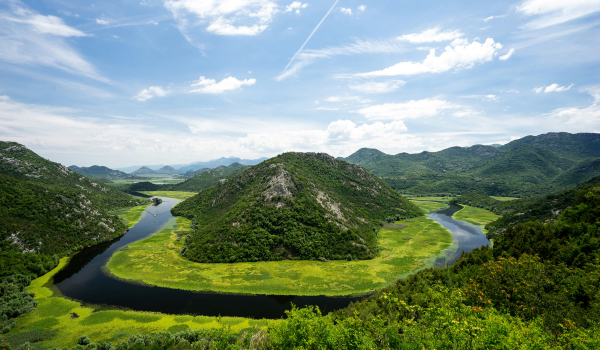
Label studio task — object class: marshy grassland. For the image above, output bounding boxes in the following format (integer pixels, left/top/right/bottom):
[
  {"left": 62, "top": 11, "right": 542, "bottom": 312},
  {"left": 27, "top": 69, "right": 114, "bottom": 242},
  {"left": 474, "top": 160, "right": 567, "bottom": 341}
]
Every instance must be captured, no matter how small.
[
  {"left": 409, "top": 199, "right": 448, "bottom": 213},
  {"left": 140, "top": 191, "right": 198, "bottom": 200},
  {"left": 109, "top": 205, "right": 148, "bottom": 228},
  {"left": 106, "top": 216, "right": 453, "bottom": 296},
  {"left": 452, "top": 205, "right": 500, "bottom": 230},
  {"left": 6, "top": 258, "right": 266, "bottom": 348}
]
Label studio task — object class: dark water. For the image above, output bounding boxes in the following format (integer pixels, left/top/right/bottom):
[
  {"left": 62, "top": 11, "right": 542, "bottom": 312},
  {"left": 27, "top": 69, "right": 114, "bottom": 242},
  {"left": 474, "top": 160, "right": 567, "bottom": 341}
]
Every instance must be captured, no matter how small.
[
  {"left": 428, "top": 204, "right": 491, "bottom": 266},
  {"left": 52, "top": 198, "right": 487, "bottom": 319},
  {"left": 53, "top": 197, "right": 363, "bottom": 319}
]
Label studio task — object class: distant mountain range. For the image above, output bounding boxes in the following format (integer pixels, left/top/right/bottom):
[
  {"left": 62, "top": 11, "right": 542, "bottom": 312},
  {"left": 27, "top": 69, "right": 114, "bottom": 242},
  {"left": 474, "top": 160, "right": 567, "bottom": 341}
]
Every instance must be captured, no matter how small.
[
  {"left": 339, "top": 132, "right": 600, "bottom": 197},
  {"left": 115, "top": 156, "right": 269, "bottom": 174}
]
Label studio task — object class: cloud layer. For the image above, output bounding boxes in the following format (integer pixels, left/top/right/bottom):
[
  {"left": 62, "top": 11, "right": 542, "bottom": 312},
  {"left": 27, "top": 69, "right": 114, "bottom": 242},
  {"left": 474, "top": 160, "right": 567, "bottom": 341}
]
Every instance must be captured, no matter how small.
[
  {"left": 517, "top": 0, "right": 600, "bottom": 29},
  {"left": 190, "top": 76, "right": 256, "bottom": 93},
  {"left": 357, "top": 38, "right": 502, "bottom": 77}
]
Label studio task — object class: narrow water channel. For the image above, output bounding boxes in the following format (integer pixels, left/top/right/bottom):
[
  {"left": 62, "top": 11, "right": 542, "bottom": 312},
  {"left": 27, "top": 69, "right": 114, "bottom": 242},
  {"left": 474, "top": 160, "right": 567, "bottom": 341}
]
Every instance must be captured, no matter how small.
[{"left": 52, "top": 198, "right": 489, "bottom": 319}]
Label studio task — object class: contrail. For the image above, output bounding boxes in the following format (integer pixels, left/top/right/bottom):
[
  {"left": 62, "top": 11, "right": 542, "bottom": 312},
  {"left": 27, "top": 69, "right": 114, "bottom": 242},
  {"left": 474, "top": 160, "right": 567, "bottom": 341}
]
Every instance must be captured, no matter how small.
[{"left": 283, "top": 0, "right": 340, "bottom": 72}]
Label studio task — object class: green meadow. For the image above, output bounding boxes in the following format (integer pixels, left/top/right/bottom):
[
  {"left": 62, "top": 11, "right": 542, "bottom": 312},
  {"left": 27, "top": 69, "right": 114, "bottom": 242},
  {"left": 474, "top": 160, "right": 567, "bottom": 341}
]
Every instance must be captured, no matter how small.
[
  {"left": 106, "top": 216, "right": 453, "bottom": 296},
  {"left": 409, "top": 199, "right": 448, "bottom": 213},
  {"left": 452, "top": 205, "right": 500, "bottom": 230},
  {"left": 109, "top": 204, "right": 149, "bottom": 228},
  {"left": 140, "top": 191, "right": 198, "bottom": 200},
  {"left": 490, "top": 196, "right": 520, "bottom": 201},
  {"left": 406, "top": 196, "right": 453, "bottom": 201},
  {"left": 6, "top": 258, "right": 268, "bottom": 349}
]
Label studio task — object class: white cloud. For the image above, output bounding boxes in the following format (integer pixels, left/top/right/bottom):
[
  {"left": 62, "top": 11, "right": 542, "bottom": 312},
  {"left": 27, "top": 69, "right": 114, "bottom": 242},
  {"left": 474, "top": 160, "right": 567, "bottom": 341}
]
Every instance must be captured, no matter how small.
[
  {"left": 357, "top": 38, "right": 502, "bottom": 77},
  {"left": 164, "top": 0, "right": 278, "bottom": 38},
  {"left": 534, "top": 83, "right": 574, "bottom": 93},
  {"left": 398, "top": 27, "right": 463, "bottom": 43},
  {"left": 547, "top": 92, "right": 600, "bottom": 125},
  {"left": 517, "top": 0, "right": 600, "bottom": 29},
  {"left": 285, "top": 2, "right": 308, "bottom": 14},
  {"left": 484, "top": 15, "right": 506, "bottom": 22},
  {"left": 0, "top": 1, "right": 106, "bottom": 82},
  {"left": 462, "top": 94, "right": 499, "bottom": 101},
  {"left": 358, "top": 5, "right": 366, "bottom": 12},
  {"left": 96, "top": 17, "right": 112, "bottom": 25},
  {"left": 357, "top": 99, "right": 459, "bottom": 120},
  {"left": 324, "top": 96, "right": 371, "bottom": 103},
  {"left": 499, "top": 48, "right": 515, "bottom": 60},
  {"left": 190, "top": 76, "right": 256, "bottom": 93},
  {"left": 545, "top": 83, "right": 574, "bottom": 92},
  {"left": 277, "top": 38, "right": 406, "bottom": 80},
  {"left": 134, "top": 86, "right": 170, "bottom": 101},
  {"left": 348, "top": 80, "right": 406, "bottom": 94},
  {"left": 340, "top": 8, "right": 352, "bottom": 15}
]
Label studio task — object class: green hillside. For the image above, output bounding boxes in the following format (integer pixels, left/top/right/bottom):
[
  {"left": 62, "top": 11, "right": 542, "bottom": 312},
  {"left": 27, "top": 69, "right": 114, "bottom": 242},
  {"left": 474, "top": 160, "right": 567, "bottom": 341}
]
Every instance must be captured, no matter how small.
[
  {"left": 68, "top": 165, "right": 130, "bottom": 179},
  {"left": 0, "top": 142, "right": 141, "bottom": 210},
  {"left": 500, "top": 132, "right": 600, "bottom": 159},
  {"left": 170, "top": 162, "right": 248, "bottom": 192},
  {"left": 341, "top": 132, "right": 600, "bottom": 197},
  {"left": 172, "top": 152, "right": 422, "bottom": 263},
  {"left": 0, "top": 174, "right": 129, "bottom": 278},
  {"left": 131, "top": 166, "right": 155, "bottom": 175},
  {"left": 154, "top": 166, "right": 180, "bottom": 175}
]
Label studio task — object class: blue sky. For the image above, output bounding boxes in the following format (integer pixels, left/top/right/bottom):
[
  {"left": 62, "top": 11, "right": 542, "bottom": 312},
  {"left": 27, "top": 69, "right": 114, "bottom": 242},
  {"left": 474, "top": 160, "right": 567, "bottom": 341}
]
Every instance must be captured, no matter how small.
[{"left": 0, "top": 0, "right": 599, "bottom": 167}]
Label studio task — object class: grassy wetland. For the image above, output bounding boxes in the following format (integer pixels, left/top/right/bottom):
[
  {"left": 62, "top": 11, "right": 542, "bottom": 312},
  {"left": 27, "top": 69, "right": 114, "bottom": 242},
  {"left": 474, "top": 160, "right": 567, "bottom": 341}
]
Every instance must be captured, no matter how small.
[
  {"left": 452, "top": 205, "right": 500, "bottom": 230},
  {"left": 139, "top": 191, "right": 198, "bottom": 200},
  {"left": 106, "top": 213, "right": 453, "bottom": 296},
  {"left": 5, "top": 257, "right": 267, "bottom": 348}
]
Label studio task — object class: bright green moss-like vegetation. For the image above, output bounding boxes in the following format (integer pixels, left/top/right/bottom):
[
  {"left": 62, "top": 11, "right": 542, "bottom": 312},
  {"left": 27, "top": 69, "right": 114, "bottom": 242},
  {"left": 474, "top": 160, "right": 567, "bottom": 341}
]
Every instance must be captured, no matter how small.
[
  {"left": 109, "top": 205, "right": 148, "bottom": 228},
  {"left": 5, "top": 257, "right": 269, "bottom": 349},
  {"left": 139, "top": 191, "right": 197, "bottom": 200},
  {"left": 106, "top": 216, "right": 453, "bottom": 296},
  {"left": 452, "top": 205, "right": 500, "bottom": 229},
  {"left": 409, "top": 200, "right": 448, "bottom": 213}
]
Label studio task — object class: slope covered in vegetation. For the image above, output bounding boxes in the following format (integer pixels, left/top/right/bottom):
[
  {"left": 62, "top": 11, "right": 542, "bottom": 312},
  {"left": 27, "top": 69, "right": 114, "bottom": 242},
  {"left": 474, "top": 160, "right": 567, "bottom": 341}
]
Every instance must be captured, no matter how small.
[
  {"left": 341, "top": 132, "right": 600, "bottom": 197},
  {"left": 172, "top": 152, "right": 422, "bottom": 263},
  {"left": 170, "top": 163, "right": 248, "bottom": 192}
]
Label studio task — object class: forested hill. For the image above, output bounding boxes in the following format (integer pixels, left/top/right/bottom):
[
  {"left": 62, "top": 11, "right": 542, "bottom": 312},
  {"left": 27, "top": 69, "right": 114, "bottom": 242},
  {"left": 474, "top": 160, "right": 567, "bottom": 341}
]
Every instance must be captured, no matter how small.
[
  {"left": 0, "top": 141, "right": 143, "bottom": 278},
  {"left": 68, "top": 165, "right": 129, "bottom": 179},
  {"left": 452, "top": 175, "right": 600, "bottom": 233},
  {"left": 0, "top": 142, "right": 140, "bottom": 210},
  {"left": 171, "top": 162, "right": 247, "bottom": 192},
  {"left": 340, "top": 132, "right": 600, "bottom": 197},
  {"left": 172, "top": 152, "right": 422, "bottom": 263}
]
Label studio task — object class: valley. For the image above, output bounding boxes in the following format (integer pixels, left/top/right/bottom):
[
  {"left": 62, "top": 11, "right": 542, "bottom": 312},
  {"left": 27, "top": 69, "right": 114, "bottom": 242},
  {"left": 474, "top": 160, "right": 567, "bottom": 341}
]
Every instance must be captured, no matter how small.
[{"left": 2, "top": 133, "right": 599, "bottom": 349}]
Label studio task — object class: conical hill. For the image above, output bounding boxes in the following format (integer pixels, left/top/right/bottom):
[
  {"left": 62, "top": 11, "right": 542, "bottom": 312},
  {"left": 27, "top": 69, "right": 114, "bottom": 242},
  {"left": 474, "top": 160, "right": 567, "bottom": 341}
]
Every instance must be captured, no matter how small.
[{"left": 171, "top": 152, "right": 423, "bottom": 263}]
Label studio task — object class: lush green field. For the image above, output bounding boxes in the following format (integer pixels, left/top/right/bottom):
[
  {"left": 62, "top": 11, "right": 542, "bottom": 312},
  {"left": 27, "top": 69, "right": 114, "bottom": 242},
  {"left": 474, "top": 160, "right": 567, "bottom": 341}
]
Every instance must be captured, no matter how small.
[
  {"left": 6, "top": 257, "right": 269, "bottom": 349},
  {"left": 409, "top": 200, "right": 448, "bottom": 213},
  {"left": 108, "top": 175, "right": 185, "bottom": 186},
  {"left": 110, "top": 204, "right": 149, "bottom": 228},
  {"left": 490, "top": 196, "right": 519, "bottom": 201},
  {"left": 140, "top": 191, "right": 198, "bottom": 200},
  {"left": 453, "top": 205, "right": 500, "bottom": 229},
  {"left": 106, "top": 216, "right": 453, "bottom": 296},
  {"left": 406, "top": 196, "right": 453, "bottom": 201}
]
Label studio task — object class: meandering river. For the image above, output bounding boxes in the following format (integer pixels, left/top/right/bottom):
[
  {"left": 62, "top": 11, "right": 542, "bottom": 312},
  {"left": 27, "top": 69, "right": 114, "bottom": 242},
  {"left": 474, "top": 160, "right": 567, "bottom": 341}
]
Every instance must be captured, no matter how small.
[{"left": 52, "top": 197, "right": 489, "bottom": 319}]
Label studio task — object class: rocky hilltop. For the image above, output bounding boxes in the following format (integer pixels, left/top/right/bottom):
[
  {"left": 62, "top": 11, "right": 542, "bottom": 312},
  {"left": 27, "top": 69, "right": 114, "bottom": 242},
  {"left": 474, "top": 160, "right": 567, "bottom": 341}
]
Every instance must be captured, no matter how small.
[{"left": 172, "top": 152, "right": 423, "bottom": 263}]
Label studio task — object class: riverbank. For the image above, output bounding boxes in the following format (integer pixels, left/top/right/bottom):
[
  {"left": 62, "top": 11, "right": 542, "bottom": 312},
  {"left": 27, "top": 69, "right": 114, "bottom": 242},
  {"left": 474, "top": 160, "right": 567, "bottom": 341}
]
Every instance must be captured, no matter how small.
[
  {"left": 452, "top": 205, "right": 500, "bottom": 231},
  {"left": 106, "top": 214, "right": 453, "bottom": 296},
  {"left": 6, "top": 250, "right": 269, "bottom": 349}
]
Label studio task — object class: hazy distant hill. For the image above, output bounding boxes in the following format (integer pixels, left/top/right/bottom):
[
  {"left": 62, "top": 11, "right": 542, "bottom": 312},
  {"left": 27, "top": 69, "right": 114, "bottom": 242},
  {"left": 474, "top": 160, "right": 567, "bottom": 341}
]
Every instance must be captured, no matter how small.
[
  {"left": 132, "top": 166, "right": 156, "bottom": 175},
  {"left": 172, "top": 152, "right": 422, "bottom": 263},
  {"left": 171, "top": 163, "right": 247, "bottom": 192},
  {"left": 154, "top": 166, "right": 180, "bottom": 175},
  {"left": 340, "top": 132, "right": 600, "bottom": 197},
  {"left": 69, "top": 165, "right": 129, "bottom": 179},
  {"left": 177, "top": 156, "right": 268, "bottom": 173}
]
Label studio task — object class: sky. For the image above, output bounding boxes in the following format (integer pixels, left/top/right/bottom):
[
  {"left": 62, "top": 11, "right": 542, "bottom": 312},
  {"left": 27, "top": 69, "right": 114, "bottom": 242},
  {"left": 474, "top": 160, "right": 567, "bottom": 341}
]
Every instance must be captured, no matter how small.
[{"left": 0, "top": 0, "right": 599, "bottom": 168}]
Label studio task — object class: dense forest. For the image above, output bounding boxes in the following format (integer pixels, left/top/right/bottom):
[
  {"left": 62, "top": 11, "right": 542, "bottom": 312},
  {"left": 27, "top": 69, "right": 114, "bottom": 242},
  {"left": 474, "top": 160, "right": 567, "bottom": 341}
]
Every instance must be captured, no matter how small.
[
  {"left": 172, "top": 152, "right": 423, "bottom": 263},
  {"left": 341, "top": 132, "right": 600, "bottom": 198}
]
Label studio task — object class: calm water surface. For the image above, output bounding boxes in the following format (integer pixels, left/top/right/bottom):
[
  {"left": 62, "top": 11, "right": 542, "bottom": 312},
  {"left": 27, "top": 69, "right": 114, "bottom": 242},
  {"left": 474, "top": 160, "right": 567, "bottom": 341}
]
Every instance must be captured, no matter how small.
[{"left": 53, "top": 198, "right": 488, "bottom": 319}]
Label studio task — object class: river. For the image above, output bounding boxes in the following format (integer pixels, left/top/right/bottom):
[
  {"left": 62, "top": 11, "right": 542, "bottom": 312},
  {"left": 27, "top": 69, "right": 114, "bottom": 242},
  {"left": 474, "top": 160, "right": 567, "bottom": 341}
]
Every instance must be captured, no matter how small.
[{"left": 52, "top": 197, "right": 489, "bottom": 319}]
